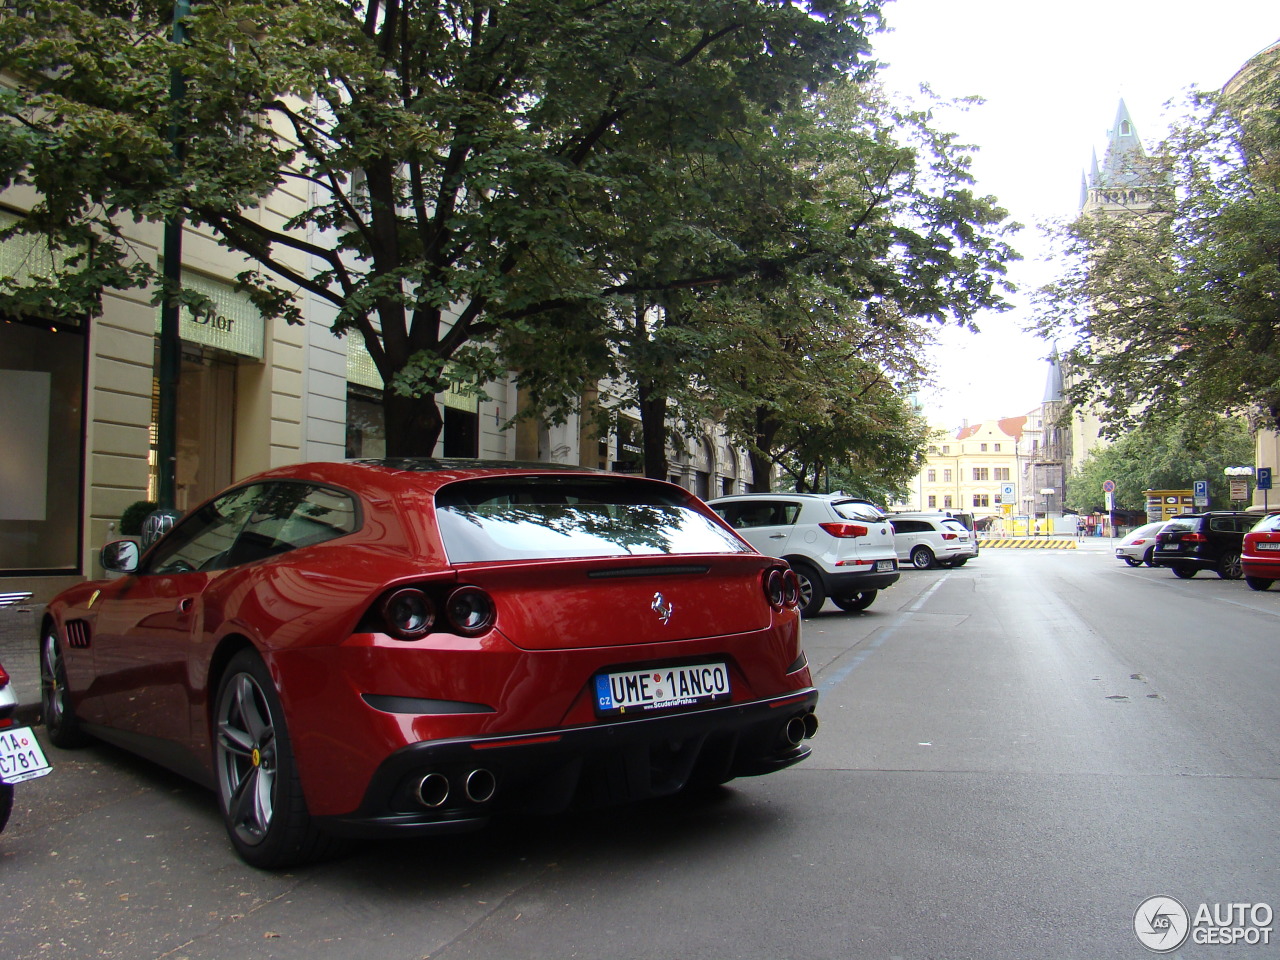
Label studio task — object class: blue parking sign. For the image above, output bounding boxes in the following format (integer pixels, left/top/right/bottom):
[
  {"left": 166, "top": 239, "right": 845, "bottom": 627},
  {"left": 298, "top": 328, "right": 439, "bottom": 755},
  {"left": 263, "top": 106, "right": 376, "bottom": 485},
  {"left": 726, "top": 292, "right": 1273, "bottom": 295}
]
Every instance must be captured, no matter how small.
[
  {"left": 1258, "top": 467, "right": 1272, "bottom": 491},
  {"left": 1194, "top": 480, "right": 1209, "bottom": 498}
]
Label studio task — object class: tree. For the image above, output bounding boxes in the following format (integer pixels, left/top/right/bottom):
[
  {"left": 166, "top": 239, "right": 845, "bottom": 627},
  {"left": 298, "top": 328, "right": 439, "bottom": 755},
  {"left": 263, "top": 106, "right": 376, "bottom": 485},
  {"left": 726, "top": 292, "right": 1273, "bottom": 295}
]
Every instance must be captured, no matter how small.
[
  {"left": 1064, "top": 415, "right": 1254, "bottom": 514},
  {"left": 0, "top": 0, "right": 885, "bottom": 455},
  {"left": 694, "top": 81, "right": 1017, "bottom": 491},
  {"left": 1036, "top": 45, "right": 1280, "bottom": 435}
]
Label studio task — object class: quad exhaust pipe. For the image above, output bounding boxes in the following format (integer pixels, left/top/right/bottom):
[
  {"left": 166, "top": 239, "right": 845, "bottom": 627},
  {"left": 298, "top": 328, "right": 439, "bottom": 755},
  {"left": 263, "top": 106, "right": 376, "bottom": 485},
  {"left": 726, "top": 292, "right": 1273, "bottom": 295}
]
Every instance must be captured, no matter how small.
[{"left": 414, "top": 769, "right": 496, "bottom": 808}]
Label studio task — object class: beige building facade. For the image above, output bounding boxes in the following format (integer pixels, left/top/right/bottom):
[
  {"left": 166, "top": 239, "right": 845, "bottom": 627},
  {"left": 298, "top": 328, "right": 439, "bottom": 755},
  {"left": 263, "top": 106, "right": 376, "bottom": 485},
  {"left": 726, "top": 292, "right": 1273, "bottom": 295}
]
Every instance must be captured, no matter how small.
[{"left": 896, "top": 416, "right": 1042, "bottom": 528}]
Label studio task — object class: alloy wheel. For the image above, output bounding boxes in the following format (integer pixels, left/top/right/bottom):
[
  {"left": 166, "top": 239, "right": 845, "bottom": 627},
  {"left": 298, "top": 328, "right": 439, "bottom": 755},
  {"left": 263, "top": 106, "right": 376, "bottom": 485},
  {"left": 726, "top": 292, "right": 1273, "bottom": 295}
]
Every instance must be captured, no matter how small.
[
  {"left": 40, "top": 632, "right": 67, "bottom": 730},
  {"left": 216, "top": 672, "right": 278, "bottom": 847}
]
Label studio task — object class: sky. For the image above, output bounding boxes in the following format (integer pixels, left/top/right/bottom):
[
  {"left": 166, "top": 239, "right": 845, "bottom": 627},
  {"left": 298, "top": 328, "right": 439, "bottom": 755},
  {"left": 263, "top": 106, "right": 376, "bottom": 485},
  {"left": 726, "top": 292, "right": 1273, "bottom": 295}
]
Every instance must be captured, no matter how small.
[{"left": 869, "top": 0, "right": 1280, "bottom": 432}]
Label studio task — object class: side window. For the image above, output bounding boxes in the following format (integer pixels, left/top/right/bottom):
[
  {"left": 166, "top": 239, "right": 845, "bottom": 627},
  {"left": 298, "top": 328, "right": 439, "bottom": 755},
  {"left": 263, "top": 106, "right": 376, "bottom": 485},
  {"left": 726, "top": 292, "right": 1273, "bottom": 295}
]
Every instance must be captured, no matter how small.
[
  {"left": 145, "top": 485, "right": 267, "bottom": 574},
  {"left": 224, "top": 482, "right": 359, "bottom": 566},
  {"left": 725, "top": 501, "right": 790, "bottom": 528},
  {"left": 893, "top": 520, "right": 923, "bottom": 534}
]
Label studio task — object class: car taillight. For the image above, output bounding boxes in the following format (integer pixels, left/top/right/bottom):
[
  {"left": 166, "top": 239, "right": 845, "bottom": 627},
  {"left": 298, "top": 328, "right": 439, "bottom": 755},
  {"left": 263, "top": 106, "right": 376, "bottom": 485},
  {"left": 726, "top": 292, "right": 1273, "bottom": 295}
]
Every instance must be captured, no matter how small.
[
  {"left": 941, "top": 533, "right": 958, "bottom": 540},
  {"left": 819, "top": 522, "right": 869, "bottom": 538},
  {"left": 1181, "top": 533, "right": 1207, "bottom": 543},
  {"left": 0, "top": 662, "right": 8, "bottom": 686},
  {"left": 380, "top": 587, "right": 436, "bottom": 640},
  {"left": 764, "top": 567, "right": 801, "bottom": 610},
  {"left": 446, "top": 586, "right": 496, "bottom": 636}
]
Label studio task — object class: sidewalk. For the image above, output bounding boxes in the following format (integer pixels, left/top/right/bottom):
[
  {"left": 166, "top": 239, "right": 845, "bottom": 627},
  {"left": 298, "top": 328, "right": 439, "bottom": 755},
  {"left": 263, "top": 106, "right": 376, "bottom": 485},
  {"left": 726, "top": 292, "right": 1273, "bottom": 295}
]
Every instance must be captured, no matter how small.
[{"left": 0, "top": 604, "right": 42, "bottom": 726}]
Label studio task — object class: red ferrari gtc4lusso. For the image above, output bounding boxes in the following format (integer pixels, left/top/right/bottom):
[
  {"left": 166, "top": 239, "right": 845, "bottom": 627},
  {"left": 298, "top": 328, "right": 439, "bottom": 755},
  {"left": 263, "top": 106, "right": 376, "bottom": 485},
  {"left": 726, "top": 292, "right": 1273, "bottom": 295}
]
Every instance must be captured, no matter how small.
[{"left": 43, "top": 460, "right": 817, "bottom": 868}]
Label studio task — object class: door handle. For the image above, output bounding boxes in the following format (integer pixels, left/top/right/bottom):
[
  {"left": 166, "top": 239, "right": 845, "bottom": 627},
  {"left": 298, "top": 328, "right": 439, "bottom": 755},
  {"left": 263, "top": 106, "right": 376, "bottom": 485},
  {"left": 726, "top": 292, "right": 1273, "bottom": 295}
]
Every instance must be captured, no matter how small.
[{"left": 768, "top": 533, "right": 787, "bottom": 539}]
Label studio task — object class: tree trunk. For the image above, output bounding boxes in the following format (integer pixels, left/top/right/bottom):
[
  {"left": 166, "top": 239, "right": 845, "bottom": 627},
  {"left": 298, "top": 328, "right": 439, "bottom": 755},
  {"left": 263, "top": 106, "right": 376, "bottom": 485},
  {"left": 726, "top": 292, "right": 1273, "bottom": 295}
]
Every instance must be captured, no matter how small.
[
  {"left": 749, "top": 406, "right": 783, "bottom": 492},
  {"left": 382, "top": 388, "right": 444, "bottom": 457},
  {"left": 638, "top": 381, "right": 669, "bottom": 481}
]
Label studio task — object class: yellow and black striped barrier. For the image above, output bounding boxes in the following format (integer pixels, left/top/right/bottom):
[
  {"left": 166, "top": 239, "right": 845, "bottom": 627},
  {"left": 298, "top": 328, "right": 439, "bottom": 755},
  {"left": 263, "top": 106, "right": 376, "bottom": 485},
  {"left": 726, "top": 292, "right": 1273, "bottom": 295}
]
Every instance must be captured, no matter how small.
[{"left": 979, "top": 537, "right": 1078, "bottom": 549}]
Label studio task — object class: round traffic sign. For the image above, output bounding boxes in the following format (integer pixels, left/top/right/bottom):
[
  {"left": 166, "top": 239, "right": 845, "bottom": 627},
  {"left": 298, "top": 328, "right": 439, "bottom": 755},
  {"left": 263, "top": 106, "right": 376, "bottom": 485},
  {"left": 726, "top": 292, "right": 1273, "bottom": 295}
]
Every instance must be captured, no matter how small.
[{"left": 1102, "top": 480, "right": 1116, "bottom": 493}]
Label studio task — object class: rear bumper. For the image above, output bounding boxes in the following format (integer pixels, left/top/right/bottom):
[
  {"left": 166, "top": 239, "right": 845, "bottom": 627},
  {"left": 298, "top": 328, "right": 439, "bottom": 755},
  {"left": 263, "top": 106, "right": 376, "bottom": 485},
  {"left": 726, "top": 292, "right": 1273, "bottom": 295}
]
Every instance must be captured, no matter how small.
[
  {"left": 820, "top": 568, "right": 900, "bottom": 595},
  {"left": 1242, "top": 556, "right": 1280, "bottom": 578},
  {"left": 316, "top": 688, "right": 819, "bottom": 838},
  {"left": 1151, "top": 550, "right": 1213, "bottom": 569}
]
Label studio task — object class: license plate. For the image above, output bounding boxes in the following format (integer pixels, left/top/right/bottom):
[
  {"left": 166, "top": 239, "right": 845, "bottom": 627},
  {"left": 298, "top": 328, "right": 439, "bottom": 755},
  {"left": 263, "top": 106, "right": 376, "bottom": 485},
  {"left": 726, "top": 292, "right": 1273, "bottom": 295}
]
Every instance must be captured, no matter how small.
[
  {"left": 875, "top": 560, "right": 895, "bottom": 572},
  {"left": 595, "top": 662, "right": 730, "bottom": 715},
  {"left": 1163, "top": 543, "right": 1179, "bottom": 551},
  {"left": 1257, "top": 542, "right": 1280, "bottom": 551},
  {"left": 0, "top": 725, "right": 52, "bottom": 784}
]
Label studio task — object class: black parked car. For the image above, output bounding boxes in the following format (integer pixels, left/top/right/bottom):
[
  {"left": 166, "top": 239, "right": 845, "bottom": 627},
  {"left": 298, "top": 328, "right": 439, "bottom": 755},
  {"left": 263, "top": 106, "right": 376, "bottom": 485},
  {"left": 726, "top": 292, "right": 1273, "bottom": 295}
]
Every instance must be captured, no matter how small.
[{"left": 1151, "top": 511, "right": 1257, "bottom": 579}]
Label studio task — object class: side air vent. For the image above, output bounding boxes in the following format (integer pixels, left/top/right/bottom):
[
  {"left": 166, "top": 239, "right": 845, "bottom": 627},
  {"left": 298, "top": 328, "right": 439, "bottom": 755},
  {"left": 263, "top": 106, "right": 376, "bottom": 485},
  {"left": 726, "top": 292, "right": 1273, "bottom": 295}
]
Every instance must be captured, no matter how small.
[{"left": 66, "top": 619, "right": 91, "bottom": 649}]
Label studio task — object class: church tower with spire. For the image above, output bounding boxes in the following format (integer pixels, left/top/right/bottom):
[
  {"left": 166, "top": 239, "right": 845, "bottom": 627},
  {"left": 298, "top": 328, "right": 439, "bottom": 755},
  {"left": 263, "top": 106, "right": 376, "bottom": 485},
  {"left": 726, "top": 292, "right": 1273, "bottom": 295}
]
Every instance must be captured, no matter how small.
[
  {"left": 1081, "top": 101, "right": 1162, "bottom": 217},
  {"left": 1046, "top": 102, "right": 1165, "bottom": 520}
]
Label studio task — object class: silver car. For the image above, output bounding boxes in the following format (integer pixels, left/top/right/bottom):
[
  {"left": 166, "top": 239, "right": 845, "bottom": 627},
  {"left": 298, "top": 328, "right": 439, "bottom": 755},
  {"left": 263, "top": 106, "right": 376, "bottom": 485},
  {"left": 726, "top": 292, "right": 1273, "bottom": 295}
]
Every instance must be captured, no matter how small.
[
  {"left": 1114, "top": 521, "right": 1168, "bottom": 567},
  {"left": 889, "top": 515, "right": 979, "bottom": 569},
  {"left": 709, "top": 493, "right": 899, "bottom": 617}
]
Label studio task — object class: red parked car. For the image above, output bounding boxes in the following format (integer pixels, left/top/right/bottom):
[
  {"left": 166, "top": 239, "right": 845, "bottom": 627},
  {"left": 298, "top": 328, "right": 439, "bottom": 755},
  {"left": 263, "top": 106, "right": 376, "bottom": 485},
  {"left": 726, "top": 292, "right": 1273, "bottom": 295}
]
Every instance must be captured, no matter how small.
[
  {"left": 42, "top": 460, "right": 817, "bottom": 868},
  {"left": 1242, "top": 512, "right": 1280, "bottom": 591}
]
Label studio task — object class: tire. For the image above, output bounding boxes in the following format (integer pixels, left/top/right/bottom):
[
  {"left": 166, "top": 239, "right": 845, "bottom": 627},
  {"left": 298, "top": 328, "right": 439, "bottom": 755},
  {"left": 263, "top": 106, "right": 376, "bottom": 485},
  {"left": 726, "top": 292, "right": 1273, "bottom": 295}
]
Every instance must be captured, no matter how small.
[
  {"left": 791, "top": 563, "right": 827, "bottom": 618},
  {"left": 1245, "top": 575, "right": 1273, "bottom": 592},
  {"left": 41, "top": 627, "right": 89, "bottom": 749},
  {"left": 832, "top": 590, "right": 877, "bottom": 612},
  {"left": 910, "top": 545, "right": 936, "bottom": 570},
  {"left": 214, "top": 649, "right": 345, "bottom": 869},
  {"left": 1122, "top": 556, "right": 1141, "bottom": 567},
  {"left": 0, "top": 783, "right": 11, "bottom": 833},
  {"left": 1216, "top": 552, "right": 1242, "bottom": 580},
  {"left": 1172, "top": 565, "right": 1197, "bottom": 579},
  {"left": 950, "top": 558, "right": 968, "bottom": 567},
  {"left": 1143, "top": 547, "right": 1155, "bottom": 567}
]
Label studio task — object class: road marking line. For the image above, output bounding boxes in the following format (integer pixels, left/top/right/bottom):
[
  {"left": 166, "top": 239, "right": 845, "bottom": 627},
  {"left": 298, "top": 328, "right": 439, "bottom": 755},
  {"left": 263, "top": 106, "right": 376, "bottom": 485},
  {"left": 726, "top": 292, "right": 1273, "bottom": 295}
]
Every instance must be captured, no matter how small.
[{"left": 818, "top": 575, "right": 949, "bottom": 692}]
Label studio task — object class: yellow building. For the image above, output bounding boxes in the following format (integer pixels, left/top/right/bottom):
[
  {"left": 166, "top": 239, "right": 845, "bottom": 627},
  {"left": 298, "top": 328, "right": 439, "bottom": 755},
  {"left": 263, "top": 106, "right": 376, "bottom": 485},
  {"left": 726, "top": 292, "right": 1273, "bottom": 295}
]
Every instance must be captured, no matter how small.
[{"left": 896, "top": 416, "right": 1039, "bottom": 531}]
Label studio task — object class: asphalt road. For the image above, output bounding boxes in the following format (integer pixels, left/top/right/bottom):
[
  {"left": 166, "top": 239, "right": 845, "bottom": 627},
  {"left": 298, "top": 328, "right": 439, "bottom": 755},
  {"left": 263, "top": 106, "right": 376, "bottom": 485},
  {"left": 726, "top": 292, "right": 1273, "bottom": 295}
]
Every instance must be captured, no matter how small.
[{"left": 2, "top": 547, "right": 1277, "bottom": 959}]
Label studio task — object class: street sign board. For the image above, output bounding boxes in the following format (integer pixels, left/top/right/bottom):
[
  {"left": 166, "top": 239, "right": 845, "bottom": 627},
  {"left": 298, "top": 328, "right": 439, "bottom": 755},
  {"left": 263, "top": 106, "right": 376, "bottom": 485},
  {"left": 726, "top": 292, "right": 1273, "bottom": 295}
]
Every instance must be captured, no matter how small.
[
  {"left": 1230, "top": 477, "right": 1249, "bottom": 501},
  {"left": 1258, "top": 467, "right": 1273, "bottom": 491},
  {"left": 1102, "top": 479, "right": 1116, "bottom": 493},
  {"left": 1193, "top": 479, "right": 1209, "bottom": 507}
]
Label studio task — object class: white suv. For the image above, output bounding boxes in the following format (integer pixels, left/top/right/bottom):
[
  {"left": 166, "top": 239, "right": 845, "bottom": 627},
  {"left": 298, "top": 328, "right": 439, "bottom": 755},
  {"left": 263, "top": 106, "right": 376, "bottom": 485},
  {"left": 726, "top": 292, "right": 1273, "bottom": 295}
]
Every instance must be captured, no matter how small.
[
  {"left": 888, "top": 514, "right": 978, "bottom": 569},
  {"left": 708, "top": 494, "right": 899, "bottom": 617}
]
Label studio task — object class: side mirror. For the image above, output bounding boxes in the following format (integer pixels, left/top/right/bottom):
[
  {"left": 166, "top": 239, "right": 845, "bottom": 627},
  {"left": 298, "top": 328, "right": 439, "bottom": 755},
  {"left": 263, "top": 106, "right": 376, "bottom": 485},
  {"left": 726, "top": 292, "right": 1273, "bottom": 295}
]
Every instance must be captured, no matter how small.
[{"left": 101, "top": 539, "right": 140, "bottom": 574}]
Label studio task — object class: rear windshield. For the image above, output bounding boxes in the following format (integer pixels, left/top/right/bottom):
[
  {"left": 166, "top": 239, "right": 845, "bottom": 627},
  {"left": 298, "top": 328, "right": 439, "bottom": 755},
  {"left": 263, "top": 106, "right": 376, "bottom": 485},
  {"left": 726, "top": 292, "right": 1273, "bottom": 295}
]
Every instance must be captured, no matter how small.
[
  {"left": 940, "top": 519, "right": 968, "bottom": 533},
  {"left": 1165, "top": 518, "right": 1200, "bottom": 532},
  {"left": 434, "top": 476, "right": 750, "bottom": 562},
  {"left": 1251, "top": 514, "right": 1280, "bottom": 533},
  {"left": 834, "top": 500, "right": 885, "bottom": 521}
]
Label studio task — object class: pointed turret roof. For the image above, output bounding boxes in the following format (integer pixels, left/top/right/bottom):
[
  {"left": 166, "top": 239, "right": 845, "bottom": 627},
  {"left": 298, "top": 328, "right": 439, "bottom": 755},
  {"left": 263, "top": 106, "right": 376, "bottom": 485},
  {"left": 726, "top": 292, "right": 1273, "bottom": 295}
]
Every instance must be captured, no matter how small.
[
  {"left": 1095, "top": 100, "right": 1148, "bottom": 188},
  {"left": 1043, "top": 346, "right": 1064, "bottom": 404}
]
